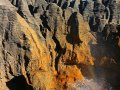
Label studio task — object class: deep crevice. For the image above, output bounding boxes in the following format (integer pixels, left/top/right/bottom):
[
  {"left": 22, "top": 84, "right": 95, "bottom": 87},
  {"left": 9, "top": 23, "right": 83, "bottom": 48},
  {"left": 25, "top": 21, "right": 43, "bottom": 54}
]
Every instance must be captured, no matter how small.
[
  {"left": 28, "top": 5, "right": 34, "bottom": 16},
  {"left": 52, "top": 32, "right": 61, "bottom": 72},
  {"left": 6, "top": 75, "right": 33, "bottom": 90},
  {"left": 40, "top": 12, "right": 51, "bottom": 31},
  {"left": 11, "top": 0, "right": 19, "bottom": 7},
  {"left": 9, "top": 65, "right": 14, "bottom": 76},
  {"left": 26, "top": 73, "right": 32, "bottom": 84},
  {"left": 52, "top": 23, "right": 66, "bottom": 72},
  {"left": 16, "top": 43, "right": 21, "bottom": 48},
  {"left": 54, "top": 47, "right": 66, "bottom": 72},
  {"left": 52, "top": 35, "right": 62, "bottom": 53},
  {"left": 53, "top": 0, "right": 57, "bottom": 3},
  {"left": 69, "top": 0, "right": 75, "bottom": 8},
  {"left": 58, "top": 0, "right": 62, "bottom": 7},
  {"left": 79, "top": 0, "right": 88, "bottom": 15},
  {"left": 5, "top": 31, "right": 9, "bottom": 41},
  {"left": 108, "top": 7, "right": 114, "bottom": 22},
  {"left": 24, "top": 54, "right": 30, "bottom": 70},
  {"left": 62, "top": 1, "right": 68, "bottom": 9},
  {"left": 40, "top": 25, "right": 47, "bottom": 39},
  {"left": 28, "top": 5, "right": 39, "bottom": 16},
  {"left": 33, "top": 6, "right": 39, "bottom": 14}
]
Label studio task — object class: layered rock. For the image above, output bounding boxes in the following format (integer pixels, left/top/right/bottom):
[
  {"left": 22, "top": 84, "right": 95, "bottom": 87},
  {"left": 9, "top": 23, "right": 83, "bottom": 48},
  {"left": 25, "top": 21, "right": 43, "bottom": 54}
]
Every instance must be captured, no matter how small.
[
  {"left": 0, "top": 0, "right": 96, "bottom": 90},
  {"left": 0, "top": 0, "right": 120, "bottom": 90}
]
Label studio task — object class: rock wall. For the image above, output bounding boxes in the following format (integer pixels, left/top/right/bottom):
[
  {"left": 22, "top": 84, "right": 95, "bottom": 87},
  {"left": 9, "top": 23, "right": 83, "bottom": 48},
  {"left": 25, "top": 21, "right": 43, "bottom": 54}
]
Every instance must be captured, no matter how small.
[
  {"left": 0, "top": 0, "right": 120, "bottom": 90},
  {"left": 0, "top": 0, "right": 95, "bottom": 90}
]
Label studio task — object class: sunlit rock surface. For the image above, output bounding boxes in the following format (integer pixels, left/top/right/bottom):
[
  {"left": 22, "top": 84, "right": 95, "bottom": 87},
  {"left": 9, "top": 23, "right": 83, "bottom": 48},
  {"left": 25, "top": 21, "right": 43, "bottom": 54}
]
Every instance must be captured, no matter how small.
[{"left": 0, "top": 0, "right": 120, "bottom": 90}]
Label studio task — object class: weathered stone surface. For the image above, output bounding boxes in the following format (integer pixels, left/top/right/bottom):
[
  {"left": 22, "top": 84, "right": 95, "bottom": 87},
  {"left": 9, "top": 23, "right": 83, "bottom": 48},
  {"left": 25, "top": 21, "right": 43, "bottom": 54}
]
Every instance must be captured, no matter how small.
[
  {"left": 0, "top": 0, "right": 120, "bottom": 90},
  {"left": 0, "top": 1, "right": 95, "bottom": 90}
]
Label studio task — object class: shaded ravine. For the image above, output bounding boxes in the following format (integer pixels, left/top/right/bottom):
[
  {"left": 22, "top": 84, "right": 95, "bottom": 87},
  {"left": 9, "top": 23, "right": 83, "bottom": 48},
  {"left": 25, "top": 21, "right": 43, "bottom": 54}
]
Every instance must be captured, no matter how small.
[{"left": 75, "top": 32, "right": 120, "bottom": 90}]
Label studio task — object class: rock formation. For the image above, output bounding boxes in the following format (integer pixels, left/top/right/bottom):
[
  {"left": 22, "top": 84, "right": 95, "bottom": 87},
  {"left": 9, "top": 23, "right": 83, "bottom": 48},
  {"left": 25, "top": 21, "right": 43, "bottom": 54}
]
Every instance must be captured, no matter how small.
[{"left": 0, "top": 0, "right": 120, "bottom": 90}]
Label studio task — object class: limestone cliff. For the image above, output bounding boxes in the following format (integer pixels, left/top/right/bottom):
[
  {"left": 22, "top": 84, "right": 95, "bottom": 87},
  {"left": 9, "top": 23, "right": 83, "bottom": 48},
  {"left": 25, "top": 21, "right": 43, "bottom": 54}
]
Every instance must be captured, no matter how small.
[{"left": 0, "top": 0, "right": 120, "bottom": 90}]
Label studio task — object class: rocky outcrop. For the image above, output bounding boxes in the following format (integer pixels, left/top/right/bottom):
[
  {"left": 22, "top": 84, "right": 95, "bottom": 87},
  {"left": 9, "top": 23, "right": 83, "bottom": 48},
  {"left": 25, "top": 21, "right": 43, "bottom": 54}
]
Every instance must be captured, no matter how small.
[
  {"left": 0, "top": 0, "right": 120, "bottom": 90},
  {"left": 0, "top": 0, "right": 96, "bottom": 90}
]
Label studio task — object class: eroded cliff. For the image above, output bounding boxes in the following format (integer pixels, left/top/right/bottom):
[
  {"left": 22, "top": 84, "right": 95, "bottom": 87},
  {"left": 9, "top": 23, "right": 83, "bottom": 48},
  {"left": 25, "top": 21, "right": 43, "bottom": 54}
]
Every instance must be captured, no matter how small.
[{"left": 0, "top": 0, "right": 120, "bottom": 90}]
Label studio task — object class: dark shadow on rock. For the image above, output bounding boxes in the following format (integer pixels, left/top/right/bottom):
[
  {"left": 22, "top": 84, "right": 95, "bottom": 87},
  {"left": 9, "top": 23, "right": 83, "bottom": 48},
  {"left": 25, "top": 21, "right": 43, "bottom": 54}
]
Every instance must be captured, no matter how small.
[
  {"left": 58, "top": 0, "right": 62, "bottom": 7},
  {"left": 79, "top": 1, "right": 88, "bottom": 15},
  {"left": 11, "top": 0, "right": 19, "bottom": 7},
  {"left": 89, "top": 16, "right": 95, "bottom": 31},
  {"left": 69, "top": 0, "right": 75, "bottom": 8},
  {"left": 40, "top": 11, "right": 51, "bottom": 31},
  {"left": 33, "top": 6, "right": 39, "bottom": 14},
  {"left": 66, "top": 12, "right": 82, "bottom": 45},
  {"left": 28, "top": 5, "right": 34, "bottom": 16},
  {"left": 52, "top": 26, "right": 66, "bottom": 72},
  {"left": 62, "top": 1, "right": 68, "bottom": 9},
  {"left": 28, "top": 5, "right": 39, "bottom": 16},
  {"left": 6, "top": 75, "right": 33, "bottom": 90}
]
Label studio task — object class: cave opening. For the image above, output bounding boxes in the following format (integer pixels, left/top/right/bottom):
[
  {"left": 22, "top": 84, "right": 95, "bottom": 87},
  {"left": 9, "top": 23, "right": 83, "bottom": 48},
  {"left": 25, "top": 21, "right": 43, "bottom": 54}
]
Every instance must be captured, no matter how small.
[{"left": 6, "top": 75, "right": 33, "bottom": 90}]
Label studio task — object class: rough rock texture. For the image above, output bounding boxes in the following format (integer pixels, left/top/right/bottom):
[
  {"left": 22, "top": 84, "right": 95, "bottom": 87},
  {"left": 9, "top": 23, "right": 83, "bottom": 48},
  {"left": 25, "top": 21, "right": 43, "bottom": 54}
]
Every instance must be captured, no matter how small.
[
  {"left": 0, "top": 0, "right": 95, "bottom": 90},
  {"left": 0, "top": 0, "right": 120, "bottom": 90}
]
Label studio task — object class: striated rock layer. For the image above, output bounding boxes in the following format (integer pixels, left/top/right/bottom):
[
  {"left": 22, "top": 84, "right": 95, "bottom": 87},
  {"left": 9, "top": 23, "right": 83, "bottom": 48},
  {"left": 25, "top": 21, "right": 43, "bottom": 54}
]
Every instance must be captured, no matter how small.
[{"left": 0, "top": 0, "right": 120, "bottom": 90}]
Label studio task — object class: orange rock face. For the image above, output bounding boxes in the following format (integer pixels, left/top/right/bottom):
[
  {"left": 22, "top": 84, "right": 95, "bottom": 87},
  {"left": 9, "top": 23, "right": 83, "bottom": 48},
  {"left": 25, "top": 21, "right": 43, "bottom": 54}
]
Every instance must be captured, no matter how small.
[
  {"left": 16, "top": 11, "right": 95, "bottom": 89},
  {"left": 2, "top": 0, "right": 120, "bottom": 90},
  {"left": 0, "top": 3, "right": 96, "bottom": 89}
]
